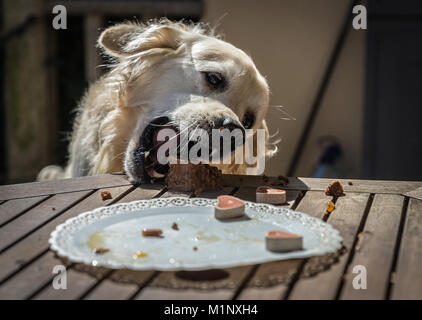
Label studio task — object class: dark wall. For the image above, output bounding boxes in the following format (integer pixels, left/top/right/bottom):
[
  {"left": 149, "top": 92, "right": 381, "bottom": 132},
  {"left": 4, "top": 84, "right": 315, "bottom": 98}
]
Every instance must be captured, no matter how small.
[
  {"left": 364, "top": 0, "right": 422, "bottom": 181},
  {"left": 0, "top": 0, "right": 6, "bottom": 184},
  {"left": 54, "top": 16, "right": 87, "bottom": 166}
]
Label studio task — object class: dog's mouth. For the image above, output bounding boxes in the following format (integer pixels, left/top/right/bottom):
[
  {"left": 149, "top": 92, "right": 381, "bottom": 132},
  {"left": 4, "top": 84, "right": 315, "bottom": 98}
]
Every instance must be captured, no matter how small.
[
  {"left": 136, "top": 115, "right": 246, "bottom": 182},
  {"left": 140, "top": 116, "right": 177, "bottom": 179}
]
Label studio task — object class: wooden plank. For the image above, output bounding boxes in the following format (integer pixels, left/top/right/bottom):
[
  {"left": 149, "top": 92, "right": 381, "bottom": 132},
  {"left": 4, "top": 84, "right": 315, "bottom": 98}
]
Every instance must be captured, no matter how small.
[
  {"left": 197, "top": 187, "right": 236, "bottom": 199},
  {"left": 34, "top": 268, "right": 109, "bottom": 300},
  {"left": 0, "top": 191, "right": 90, "bottom": 253},
  {"left": 84, "top": 280, "right": 139, "bottom": 300},
  {"left": 2, "top": 174, "right": 420, "bottom": 201},
  {"left": 391, "top": 198, "right": 422, "bottom": 299},
  {"left": 234, "top": 186, "right": 300, "bottom": 206},
  {"left": 32, "top": 184, "right": 163, "bottom": 300},
  {"left": 83, "top": 270, "right": 150, "bottom": 300},
  {"left": 222, "top": 175, "right": 422, "bottom": 195},
  {"left": 0, "top": 195, "right": 49, "bottom": 226},
  {"left": 236, "top": 191, "right": 326, "bottom": 300},
  {"left": 0, "top": 185, "right": 134, "bottom": 283},
  {"left": 288, "top": 193, "right": 370, "bottom": 300},
  {"left": 339, "top": 194, "right": 404, "bottom": 299},
  {"left": 134, "top": 266, "right": 253, "bottom": 300},
  {"left": 111, "top": 184, "right": 165, "bottom": 203},
  {"left": 0, "top": 174, "right": 131, "bottom": 200},
  {"left": 0, "top": 251, "right": 65, "bottom": 299}
]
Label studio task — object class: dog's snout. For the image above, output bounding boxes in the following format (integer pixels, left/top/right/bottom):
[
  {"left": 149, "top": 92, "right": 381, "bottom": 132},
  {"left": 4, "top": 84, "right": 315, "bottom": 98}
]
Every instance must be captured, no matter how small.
[
  {"left": 220, "top": 117, "right": 246, "bottom": 148},
  {"left": 209, "top": 116, "right": 246, "bottom": 154}
]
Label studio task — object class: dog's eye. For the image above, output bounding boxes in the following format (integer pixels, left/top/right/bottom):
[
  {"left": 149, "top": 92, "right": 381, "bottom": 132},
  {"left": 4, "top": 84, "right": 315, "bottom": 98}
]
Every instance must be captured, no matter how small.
[
  {"left": 203, "top": 72, "right": 226, "bottom": 90},
  {"left": 242, "top": 111, "right": 255, "bottom": 129}
]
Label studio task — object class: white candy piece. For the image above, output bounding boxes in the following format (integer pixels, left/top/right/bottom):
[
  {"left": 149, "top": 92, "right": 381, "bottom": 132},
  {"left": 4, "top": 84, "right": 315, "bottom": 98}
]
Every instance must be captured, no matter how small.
[
  {"left": 214, "top": 195, "right": 245, "bottom": 219},
  {"left": 256, "top": 186, "right": 286, "bottom": 204},
  {"left": 265, "top": 230, "right": 303, "bottom": 252}
]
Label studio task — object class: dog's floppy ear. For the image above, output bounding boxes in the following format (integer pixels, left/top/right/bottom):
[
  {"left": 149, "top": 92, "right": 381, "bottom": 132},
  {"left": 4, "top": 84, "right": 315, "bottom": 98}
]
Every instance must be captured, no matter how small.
[{"left": 98, "top": 23, "right": 182, "bottom": 57}]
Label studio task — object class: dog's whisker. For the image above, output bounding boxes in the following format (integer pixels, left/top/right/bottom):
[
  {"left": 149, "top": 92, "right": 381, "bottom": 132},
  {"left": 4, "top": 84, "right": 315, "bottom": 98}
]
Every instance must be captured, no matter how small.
[
  {"left": 110, "top": 151, "right": 126, "bottom": 162},
  {"left": 179, "top": 124, "right": 199, "bottom": 155},
  {"left": 276, "top": 109, "right": 296, "bottom": 121},
  {"left": 272, "top": 106, "right": 296, "bottom": 121},
  {"left": 174, "top": 124, "right": 196, "bottom": 151},
  {"left": 269, "top": 128, "right": 280, "bottom": 139},
  {"left": 143, "top": 122, "right": 194, "bottom": 155}
]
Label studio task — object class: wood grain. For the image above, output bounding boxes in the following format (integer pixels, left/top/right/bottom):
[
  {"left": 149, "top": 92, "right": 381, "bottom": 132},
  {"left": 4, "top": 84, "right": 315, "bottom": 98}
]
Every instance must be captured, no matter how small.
[
  {"left": 391, "top": 198, "right": 422, "bottom": 299},
  {"left": 0, "top": 174, "right": 131, "bottom": 200},
  {"left": 32, "top": 185, "right": 163, "bottom": 300},
  {"left": 223, "top": 175, "right": 421, "bottom": 195},
  {"left": 1, "top": 173, "right": 421, "bottom": 300},
  {"left": 0, "top": 185, "right": 133, "bottom": 283},
  {"left": 2, "top": 174, "right": 421, "bottom": 201},
  {"left": 0, "top": 191, "right": 89, "bottom": 253},
  {"left": 288, "top": 192, "right": 370, "bottom": 300},
  {"left": 134, "top": 266, "right": 253, "bottom": 300},
  {"left": 0, "top": 250, "right": 65, "bottom": 299},
  {"left": 236, "top": 191, "right": 326, "bottom": 300},
  {"left": 339, "top": 194, "right": 404, "bottom": 299},
  {"left": 0, "top": 196, "right": 49, "bottom": 226}
]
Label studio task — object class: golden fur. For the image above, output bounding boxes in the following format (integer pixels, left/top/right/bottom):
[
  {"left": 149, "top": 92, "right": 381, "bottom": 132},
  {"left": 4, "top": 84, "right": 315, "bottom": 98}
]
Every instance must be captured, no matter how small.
[{"left": 38, "top": 19, "right": 277, "bottom": 182}]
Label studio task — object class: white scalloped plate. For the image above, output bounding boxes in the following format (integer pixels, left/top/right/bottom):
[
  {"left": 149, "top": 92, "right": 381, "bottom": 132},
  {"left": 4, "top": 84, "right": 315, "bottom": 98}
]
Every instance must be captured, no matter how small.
[{"left": 49, "top": 197, "right": 343, "bottom": 271}]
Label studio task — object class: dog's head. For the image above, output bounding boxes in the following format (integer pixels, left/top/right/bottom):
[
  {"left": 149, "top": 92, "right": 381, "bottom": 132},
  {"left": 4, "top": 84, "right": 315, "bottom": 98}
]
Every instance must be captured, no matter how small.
[{"left": 98, "top": 20, "right": 275, "bottom": 184}]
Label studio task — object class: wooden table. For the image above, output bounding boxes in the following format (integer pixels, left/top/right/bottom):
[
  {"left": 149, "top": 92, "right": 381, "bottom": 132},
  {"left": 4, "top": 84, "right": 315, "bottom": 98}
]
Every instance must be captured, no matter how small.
[{"left": 0, "top": 174, "right": 421, "bottom": 300}]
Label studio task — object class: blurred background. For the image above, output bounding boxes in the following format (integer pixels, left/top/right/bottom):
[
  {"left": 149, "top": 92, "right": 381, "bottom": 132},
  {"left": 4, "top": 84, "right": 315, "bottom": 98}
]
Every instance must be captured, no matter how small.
[{"left": 1, "top": 0, "right": 421, "bottom": 184}]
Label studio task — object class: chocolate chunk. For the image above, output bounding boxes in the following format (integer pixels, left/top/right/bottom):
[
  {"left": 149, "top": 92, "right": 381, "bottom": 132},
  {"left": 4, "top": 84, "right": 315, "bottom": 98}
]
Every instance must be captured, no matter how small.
[
  {"left": 94, "top": 248, "right": 110, "bottom": 254},
  {"left": 165, "top": 162, "right": 222, "bottom": 196},
  {"left": 325, "top": 181, "right": 345, "bottom": 197},
  {"left": 101, "top": 190, "right": 112, "bottom": 200},
  {"left": 142, "top": 229, "right": 163, "bottom": 237}
]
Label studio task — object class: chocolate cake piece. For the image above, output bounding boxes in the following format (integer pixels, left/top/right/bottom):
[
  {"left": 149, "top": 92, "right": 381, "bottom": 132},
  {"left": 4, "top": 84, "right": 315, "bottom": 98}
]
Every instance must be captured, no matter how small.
[
  {"left": 165, "top": 163, "right": 222, "bottom": 196},
  {"left": 325, "top": 180, "right": 345, "bottom": 197}
]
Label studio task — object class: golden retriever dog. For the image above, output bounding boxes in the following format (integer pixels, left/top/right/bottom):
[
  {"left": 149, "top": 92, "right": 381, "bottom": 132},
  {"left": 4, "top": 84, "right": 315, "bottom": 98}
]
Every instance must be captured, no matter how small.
[{"left": 38, "top": 19, "right": 277, "bottom": 184}]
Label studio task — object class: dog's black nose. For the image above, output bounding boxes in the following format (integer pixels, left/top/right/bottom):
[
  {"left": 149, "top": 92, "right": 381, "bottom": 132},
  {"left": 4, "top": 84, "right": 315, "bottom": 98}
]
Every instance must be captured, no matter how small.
[
  {"left": 219, "top": 117, "right": 243, "bottom": 132},
  {"left": 215, "top": 116, "right": 246, "bottom": 152}
]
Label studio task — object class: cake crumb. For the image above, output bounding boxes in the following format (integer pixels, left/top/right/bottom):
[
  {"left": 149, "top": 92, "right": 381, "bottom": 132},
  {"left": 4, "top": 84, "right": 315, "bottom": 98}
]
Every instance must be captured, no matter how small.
[
  {"left": 94, "top": 248, "right": 110, "bottom": 254},
  {"left": 101, "top": 190, "right": 113, "bottom": 200},
  {"left": 325, "top": 181, "right": 345, "bottom": 197},
  {"left": 324, "top": 201, "right": 335, "bottom": 215},
  {"left": 133, "top": 251, "right": 148, "bottom": 259},
  {"left": 142, "top": 229, "right": 163, "bottom": 237}
]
